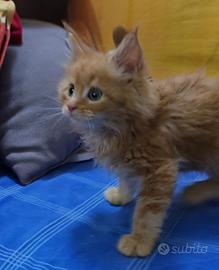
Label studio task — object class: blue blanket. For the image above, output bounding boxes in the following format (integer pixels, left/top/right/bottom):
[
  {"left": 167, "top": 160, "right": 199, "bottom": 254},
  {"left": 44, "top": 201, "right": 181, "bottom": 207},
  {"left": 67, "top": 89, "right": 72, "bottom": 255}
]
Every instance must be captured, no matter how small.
[{"left": 0, "top": 161, "right": 218, "bottom": 270}]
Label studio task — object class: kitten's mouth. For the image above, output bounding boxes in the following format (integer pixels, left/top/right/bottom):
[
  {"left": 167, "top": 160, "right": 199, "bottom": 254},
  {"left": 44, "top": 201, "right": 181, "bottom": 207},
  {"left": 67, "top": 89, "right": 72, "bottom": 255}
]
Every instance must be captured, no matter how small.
[
  {"left": 63, "top": 106, "right": 101, "bottom": 131},
  {"left": 63, "top": 105, "right": 114, "bottom": 133},
  {"left": 62, "top": 105, "right": 84, "bottom": 120}
]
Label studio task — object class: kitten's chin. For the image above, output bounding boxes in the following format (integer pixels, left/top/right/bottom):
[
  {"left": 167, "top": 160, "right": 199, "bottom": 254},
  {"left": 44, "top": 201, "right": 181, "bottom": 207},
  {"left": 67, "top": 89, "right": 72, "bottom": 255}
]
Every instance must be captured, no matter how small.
[
  {"left": 66, "top": 112, "right": 101, "bottom": 132},
  {"left": 74, "top": 119, "right": 101, "bottom": 133},
  {"left": 62, "top": 105, "right": 114, "bottom": 133},
  {"left": 62, "top": 105, "right": 86, "bottom": 127}
]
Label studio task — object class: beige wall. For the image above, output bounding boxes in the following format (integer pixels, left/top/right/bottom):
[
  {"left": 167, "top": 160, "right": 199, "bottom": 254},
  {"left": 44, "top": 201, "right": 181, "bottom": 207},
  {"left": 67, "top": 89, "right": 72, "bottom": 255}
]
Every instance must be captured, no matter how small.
[{"left": 68, "top": 0, "right": 219, "bottom": 79}]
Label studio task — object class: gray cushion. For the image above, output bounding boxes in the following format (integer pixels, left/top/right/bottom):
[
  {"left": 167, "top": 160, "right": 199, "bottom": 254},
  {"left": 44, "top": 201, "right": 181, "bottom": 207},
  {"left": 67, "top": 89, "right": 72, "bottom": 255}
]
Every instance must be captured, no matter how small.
[{"left": 0, "top": 19, "right": 80, "bottom": 185}]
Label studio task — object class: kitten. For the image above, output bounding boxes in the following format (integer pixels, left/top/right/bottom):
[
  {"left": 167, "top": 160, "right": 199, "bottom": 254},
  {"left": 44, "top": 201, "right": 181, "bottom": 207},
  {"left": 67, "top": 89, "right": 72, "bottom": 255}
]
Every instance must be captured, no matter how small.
[{"left": 59, "top": 23, "right": 219, "bottom": 257}]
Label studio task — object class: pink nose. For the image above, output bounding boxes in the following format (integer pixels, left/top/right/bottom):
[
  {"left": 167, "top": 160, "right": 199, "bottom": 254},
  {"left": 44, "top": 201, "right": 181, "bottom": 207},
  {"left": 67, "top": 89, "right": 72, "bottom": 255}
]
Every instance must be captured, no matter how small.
[{"left": 67, "top": 105, "right": 77, "bottom": 112}]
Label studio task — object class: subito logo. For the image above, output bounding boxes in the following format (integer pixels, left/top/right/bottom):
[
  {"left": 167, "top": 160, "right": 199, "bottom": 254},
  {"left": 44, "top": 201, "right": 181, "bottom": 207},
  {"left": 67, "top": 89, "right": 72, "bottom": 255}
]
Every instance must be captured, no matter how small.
[{"left": 158, "top": 243, "right": 170, "bottom": 255}]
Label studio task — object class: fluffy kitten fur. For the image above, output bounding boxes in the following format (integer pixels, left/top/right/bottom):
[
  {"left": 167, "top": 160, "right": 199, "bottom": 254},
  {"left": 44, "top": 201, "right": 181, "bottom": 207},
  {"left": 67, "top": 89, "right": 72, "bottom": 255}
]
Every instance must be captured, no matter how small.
[{"left": 59, "top": 23, "right": 219, "bottom": 257}]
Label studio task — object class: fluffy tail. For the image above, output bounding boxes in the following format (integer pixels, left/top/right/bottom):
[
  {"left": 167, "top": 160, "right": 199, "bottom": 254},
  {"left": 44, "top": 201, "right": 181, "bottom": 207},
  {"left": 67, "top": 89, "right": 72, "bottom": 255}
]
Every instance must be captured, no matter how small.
[{"left": 182, "top": 179, "right": 219, "bottom": 204}]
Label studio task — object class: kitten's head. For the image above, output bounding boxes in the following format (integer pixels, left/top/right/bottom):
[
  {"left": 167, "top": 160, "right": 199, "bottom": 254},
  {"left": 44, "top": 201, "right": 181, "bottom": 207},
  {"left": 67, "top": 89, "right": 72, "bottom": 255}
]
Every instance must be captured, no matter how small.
[{"left": 59, "top": 23, "right": 152, "bottom": 133}]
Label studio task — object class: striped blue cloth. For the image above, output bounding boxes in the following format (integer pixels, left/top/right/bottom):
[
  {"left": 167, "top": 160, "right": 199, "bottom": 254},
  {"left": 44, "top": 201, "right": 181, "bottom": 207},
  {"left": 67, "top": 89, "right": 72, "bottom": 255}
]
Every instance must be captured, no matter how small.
[{"left": 0, "top": 161, "right": 218, "bottom": 270}]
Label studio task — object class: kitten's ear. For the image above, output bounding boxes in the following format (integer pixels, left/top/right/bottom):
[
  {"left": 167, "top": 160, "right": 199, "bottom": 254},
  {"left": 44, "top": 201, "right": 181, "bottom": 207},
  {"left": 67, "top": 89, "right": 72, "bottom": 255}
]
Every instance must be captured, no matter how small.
[
  {"left": 62, "top": 21, "right": 90, "bottom": 60},
  {"left": 113, "top": 26, "right": 129, "bottom": 47},
  {"left": 110, "top": 26, "right": 143, "bottom": 74}
]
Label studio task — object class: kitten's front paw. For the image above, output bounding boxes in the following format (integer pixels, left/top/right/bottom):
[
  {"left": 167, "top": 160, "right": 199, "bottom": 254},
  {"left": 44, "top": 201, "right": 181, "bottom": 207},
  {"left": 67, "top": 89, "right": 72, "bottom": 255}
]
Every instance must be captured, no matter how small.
[
  {"left": 104, "top": 187, "right": 132, "bottom": 206},
  {"left": 117, "top": 234, "right": 153, "bottom": 257}
]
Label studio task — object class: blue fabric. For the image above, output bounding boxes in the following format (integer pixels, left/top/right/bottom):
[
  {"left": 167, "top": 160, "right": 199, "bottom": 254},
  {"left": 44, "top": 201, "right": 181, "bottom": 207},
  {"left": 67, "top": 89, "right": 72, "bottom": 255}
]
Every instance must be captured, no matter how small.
[{"left": 0, "top": 161, "right": 218, "bottom": 270}]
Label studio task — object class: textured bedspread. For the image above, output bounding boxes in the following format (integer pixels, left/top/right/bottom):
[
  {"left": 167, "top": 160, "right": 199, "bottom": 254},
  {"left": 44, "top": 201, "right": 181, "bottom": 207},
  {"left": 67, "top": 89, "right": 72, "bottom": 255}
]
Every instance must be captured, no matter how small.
[{"left": 0, "top": 161, "right": 218, "bottom": 270}]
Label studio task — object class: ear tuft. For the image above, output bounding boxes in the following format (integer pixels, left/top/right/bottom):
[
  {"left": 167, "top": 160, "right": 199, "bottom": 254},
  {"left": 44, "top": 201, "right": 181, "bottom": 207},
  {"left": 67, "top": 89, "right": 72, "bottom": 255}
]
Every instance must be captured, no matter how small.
[
  {"left": 62, "top": 21, "right": 90, "bottom": 60},
  {"left": 132, "top": 22, "right": 141, "bottom": 36}
]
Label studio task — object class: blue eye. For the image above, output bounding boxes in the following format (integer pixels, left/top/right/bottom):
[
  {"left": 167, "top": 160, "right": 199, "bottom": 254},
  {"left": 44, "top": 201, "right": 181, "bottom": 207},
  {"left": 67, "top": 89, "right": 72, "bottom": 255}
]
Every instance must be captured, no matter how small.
[
  {"left": 68, "top": 84, "right": 75, "bottom": 96},
  {"left": 88, "top": 87, "right": 103, "bottom": 101}
]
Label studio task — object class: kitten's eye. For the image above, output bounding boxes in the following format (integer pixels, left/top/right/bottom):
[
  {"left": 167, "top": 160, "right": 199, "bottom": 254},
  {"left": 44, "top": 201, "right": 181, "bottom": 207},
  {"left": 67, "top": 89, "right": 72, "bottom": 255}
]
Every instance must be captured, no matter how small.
[
  {"left": 88, "top": 87, "right": 103, "bottom": 101},
  {"left": 68, "top": 84, "right": 75, "bottom": 96}
]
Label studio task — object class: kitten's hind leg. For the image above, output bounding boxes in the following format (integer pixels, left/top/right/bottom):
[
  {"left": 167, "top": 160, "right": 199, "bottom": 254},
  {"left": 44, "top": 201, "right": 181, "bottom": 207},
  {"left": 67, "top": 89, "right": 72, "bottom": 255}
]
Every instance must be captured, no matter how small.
[
  {"left": 105, "top": 178, "right": 137, "bottom": 206},
  {"left": 183, "top": 179, "right": 219, "bottom": 204}
]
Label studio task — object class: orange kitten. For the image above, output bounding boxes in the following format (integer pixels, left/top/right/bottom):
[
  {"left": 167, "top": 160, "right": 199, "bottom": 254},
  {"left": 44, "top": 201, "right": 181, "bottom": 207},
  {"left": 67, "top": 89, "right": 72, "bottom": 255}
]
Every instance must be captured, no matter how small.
[{"left": 59, "top": 23, "right": 219, "bottom": 257}]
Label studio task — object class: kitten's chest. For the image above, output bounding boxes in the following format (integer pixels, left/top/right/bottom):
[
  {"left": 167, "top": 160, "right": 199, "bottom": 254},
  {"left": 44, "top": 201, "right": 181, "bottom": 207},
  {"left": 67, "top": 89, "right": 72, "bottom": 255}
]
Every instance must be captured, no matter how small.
[
  {"left": 123, "top": 145, "right": 150, "bottom": 167},
  {"left": 97, "top": 140, "right": 153, "bottom": 172},
  {"left": 84, "top": 131, "right": 167, "bottom": 171}
]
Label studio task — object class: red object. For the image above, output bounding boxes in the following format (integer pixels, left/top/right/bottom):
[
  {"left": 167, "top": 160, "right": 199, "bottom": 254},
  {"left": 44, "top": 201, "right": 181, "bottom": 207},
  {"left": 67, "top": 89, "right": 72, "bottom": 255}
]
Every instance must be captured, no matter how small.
[
  {"left": 9, "top": 11, "right": 22, "bottom": 44},
  {"left": 0, "top": 20, "right": 10, "bottom": 67},
  {"left": 0, "top": 1, "right": 22, "bottom": 67},
  {"left": 4, "top": 0, "right": 22, "bottom": 44}
]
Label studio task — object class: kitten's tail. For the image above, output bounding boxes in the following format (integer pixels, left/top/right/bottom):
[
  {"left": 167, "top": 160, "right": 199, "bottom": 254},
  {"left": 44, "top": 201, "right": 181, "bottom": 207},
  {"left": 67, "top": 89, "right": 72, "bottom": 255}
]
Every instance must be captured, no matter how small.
[{"left": 182, "top": 179, "right": 219, "bottom": 204}]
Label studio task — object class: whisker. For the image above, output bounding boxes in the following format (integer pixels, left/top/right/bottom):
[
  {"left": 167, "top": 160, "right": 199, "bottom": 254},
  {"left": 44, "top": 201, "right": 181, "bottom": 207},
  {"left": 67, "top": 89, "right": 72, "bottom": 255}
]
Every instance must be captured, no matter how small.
[
  {"left": 88, "top": 121, "right": 92, "bottom": 131},
  {"left": 42, "top": 95, "right": 63, "bottom": 105},
  {"left": 40, "top": 111, "right": 63, "bottom": 118},
  {"left": 66, "top": 128, "right": 76, "bottom": 135},
  {"left": 51, "top": 115, "right": 66, "bottom": 130},
  {"left": 28, "top": 112, "right": 64, "bottom": 126},
  {"left": 35, "top": 107, "right": 62, "bottom": 111},
  {"left": 92, "top": 121, "right": 95, "bottom": 130}
]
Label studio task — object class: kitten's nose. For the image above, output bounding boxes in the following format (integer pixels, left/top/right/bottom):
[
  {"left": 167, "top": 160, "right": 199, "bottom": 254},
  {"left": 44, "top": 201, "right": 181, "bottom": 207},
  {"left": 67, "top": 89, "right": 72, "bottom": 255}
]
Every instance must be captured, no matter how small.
[{"left": 67, "top": 105, "right": 77, "bottom": 112}]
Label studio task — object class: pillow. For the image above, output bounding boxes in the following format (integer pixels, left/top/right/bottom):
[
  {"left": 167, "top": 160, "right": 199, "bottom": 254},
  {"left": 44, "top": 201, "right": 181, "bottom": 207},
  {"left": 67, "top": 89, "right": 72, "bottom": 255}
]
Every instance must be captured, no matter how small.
[{"left": 0, "top": 19, "right": 81, "bottom": 185}]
